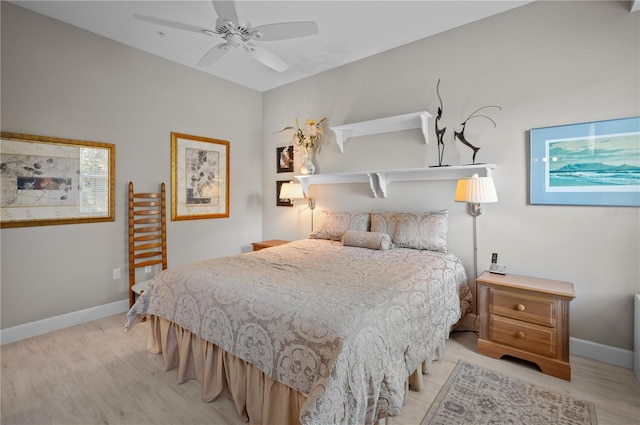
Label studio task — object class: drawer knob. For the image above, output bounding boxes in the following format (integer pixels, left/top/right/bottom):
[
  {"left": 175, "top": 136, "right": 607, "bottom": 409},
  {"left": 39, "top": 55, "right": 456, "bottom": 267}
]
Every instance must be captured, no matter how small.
[
  {"left": 516, "top": 304, "right": 526, "bottom": 311},
  {"left": 517, "top": 331, "right": 525, "bottom": 338}
]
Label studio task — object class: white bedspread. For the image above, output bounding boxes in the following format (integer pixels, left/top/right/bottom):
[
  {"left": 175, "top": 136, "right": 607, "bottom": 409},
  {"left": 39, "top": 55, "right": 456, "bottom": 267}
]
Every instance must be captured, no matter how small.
[{"left": 127, "top": 238, "right": 470, "bottom": 424}]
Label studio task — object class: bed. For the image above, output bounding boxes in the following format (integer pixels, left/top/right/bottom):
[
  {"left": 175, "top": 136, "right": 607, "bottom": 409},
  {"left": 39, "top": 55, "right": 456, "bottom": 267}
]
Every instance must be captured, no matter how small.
[{"left": 126, "top": 211, "right": 472, "bottom": 425}]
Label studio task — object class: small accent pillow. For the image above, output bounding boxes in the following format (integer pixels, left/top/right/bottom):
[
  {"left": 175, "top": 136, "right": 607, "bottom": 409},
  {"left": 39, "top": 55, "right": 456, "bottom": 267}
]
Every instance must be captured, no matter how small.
[
  {"left": 309, "top": 211, "right": 370, "bottom": 241},
  {"left": 342, "top": 230, "right": 392, "bottom": 250},
  {"left": 370, "top": 210, "right": 448, "bottom": 252}
]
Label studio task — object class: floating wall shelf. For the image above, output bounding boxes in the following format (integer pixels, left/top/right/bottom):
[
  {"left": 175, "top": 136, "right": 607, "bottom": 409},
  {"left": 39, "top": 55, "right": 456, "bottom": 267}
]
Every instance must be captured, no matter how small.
[
  {"left": 330, "top": 111, "right": 432, "bottom": 153},
  {"left": 296, "top": 164, "right": 497, "bottom": 198}
]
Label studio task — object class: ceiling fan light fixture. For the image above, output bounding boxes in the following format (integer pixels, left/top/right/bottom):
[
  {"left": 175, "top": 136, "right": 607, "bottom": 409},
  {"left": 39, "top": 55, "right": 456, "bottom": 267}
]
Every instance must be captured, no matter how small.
[{"left": 227, "top": 33, "right": 243, "bottom": 47}]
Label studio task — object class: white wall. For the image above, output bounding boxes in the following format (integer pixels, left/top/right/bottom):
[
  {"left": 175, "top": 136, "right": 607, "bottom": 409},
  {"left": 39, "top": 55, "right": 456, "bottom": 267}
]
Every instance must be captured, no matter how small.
[
  {"left": 1, "top": 2, "right": 263, "bottom": 329},
  {"left": 263, "top": 1, "right": 640, "bottom": 352},
  {"left": 2, "top": 1, "right": 639, "bottom": 356}
]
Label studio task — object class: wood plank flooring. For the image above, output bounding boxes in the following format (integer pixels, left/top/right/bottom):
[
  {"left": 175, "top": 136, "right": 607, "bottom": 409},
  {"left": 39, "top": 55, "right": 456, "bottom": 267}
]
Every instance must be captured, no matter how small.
[{"left": 2, "top": 314, "right": 639, "bottom": 424}]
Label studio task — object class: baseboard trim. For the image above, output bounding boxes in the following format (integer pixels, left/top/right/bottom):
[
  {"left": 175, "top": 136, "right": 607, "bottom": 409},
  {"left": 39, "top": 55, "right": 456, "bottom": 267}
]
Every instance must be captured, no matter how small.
[
  {"left": 1, "top": 306, "right": 636, "bottom": 370},
  {"left": 460, "top": 314, "right": 634, "bottom": 370},
  {"left": 570, "top": 336, "right": 634, "bottom": 370},
  {"left": 0, "top": 299, "right": 129, "bottom": 345}
]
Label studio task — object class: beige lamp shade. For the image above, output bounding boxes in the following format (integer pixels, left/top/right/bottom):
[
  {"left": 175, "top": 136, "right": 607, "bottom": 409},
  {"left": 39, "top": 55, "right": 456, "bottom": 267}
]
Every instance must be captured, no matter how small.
[
  {"left": 279, "top": 182, "right": 304, "bottom": 200},
  {"left": 455, "top": 173, "right": 498, "bottom": 204}
]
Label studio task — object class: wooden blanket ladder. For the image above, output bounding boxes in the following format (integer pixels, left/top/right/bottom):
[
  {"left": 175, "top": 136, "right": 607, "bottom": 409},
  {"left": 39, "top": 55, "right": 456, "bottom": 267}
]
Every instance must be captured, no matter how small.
[{"left": 128, "top": 182, "right": 167, "bottom": 307}]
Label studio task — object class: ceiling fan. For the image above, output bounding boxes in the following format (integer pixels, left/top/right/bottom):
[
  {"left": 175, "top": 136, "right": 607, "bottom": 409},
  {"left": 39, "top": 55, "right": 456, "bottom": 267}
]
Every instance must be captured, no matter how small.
[{"left": 134, "top": 0, "right": 319, "bottom": 72}]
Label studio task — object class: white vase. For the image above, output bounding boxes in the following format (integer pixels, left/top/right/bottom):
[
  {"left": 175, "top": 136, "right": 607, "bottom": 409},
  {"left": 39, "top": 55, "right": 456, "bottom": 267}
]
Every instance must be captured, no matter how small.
[{"left": 300, "top": 149, "right": 316, "bottom": 175}]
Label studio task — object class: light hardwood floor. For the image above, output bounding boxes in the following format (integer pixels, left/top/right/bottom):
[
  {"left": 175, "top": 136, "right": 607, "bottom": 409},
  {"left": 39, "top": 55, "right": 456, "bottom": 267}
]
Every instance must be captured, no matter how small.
[{"left": 2, "top": 314, "right": 639, "bottom": 424}]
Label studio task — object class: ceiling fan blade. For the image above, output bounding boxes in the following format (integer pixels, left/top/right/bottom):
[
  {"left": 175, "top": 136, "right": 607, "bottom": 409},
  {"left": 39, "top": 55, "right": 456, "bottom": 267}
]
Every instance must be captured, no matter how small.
[
  {"left": 134, "top": 14, "right": 218, "bottom": 37},
  {"left": 197, "top": 43, "right": 230, "bottom": 67},
  {"left": 252, "top": 21, "right": 319, "bottom": 41},
  {"left": 212, "top": 0, "right": 238, "bottom": 25},
  {"left": 247, "top": 44, "right": 289, "bottom": 72}
]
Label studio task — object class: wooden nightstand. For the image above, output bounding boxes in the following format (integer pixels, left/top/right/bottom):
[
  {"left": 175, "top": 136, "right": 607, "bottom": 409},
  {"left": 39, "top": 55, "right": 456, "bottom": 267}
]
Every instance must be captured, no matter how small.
[
  {"left": 476, "top": 271, "right": 575, "bottom": 380},
  {"left": 251, "top": 239, "right": 289, "bottom": 251}
]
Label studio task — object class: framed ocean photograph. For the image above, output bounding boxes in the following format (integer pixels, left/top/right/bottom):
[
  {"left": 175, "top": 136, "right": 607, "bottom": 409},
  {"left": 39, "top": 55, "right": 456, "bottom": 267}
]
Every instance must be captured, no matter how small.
[{"left": 530, "top": 117, "right": 640, "bottom": 206}]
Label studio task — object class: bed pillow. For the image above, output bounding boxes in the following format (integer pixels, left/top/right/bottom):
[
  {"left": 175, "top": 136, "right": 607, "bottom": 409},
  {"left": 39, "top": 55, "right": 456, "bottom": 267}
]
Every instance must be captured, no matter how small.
[
  {"left": 370, "top": 210, "right": 448, "bottom": 252},
  {"left": 342, "top": 230, "right": 392, "bottom": 250},
  {"left": 309, "top": 211, "right": 370, "bottom": 241}
]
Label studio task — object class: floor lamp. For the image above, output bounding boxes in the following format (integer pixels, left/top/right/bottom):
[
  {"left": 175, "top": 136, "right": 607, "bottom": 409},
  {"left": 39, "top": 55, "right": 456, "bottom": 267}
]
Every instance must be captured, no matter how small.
[
  {"left": 279, "top": 182, "right": 316, "bottom": 231},
  {"left": 454, "top": 173, "right": 498, "bottom": 327}
]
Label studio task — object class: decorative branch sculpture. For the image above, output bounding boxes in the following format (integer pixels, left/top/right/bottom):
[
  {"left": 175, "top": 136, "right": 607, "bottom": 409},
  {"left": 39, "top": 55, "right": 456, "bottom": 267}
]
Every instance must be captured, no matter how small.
[
  {"left": 454, "top": 105, "right": 501, "bottom": 164},
  {"left": 434, "top": 79, "right": 447, "bottom": 167}
]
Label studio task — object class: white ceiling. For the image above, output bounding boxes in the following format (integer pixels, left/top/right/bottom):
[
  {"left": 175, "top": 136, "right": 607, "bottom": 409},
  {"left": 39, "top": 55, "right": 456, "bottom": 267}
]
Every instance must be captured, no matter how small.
[{"left": 10, "top": 0, "right": 534, "bottom": 92}]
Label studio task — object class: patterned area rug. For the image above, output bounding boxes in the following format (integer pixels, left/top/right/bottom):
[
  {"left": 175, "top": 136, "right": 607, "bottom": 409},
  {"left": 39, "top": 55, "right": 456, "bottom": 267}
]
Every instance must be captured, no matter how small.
[{"left": 422, "top": 360, "right": 597, "bottom": 424}]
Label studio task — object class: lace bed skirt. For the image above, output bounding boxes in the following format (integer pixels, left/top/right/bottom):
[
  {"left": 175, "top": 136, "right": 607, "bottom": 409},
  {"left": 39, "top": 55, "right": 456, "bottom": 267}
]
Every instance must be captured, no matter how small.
[{"left": 147, "top": 315, "right": 433, "bottom": 425}]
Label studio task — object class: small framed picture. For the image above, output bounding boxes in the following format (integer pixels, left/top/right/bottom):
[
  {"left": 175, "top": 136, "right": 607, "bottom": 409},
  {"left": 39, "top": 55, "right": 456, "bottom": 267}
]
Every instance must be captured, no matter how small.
[
  {"left": 276, "top": 146, "right": 294, "bottom": 173},
  {"left": 276, "top": 180, "right": 293, "bottom": 207}
]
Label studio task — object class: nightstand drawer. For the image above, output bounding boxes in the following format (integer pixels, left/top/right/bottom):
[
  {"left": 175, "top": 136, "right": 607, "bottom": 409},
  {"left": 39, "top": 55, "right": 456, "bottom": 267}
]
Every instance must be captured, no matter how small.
[
  {"left": 490, "top": 290, "right": 556, "bottom": 327},
  {"left": 490, "top": 315, "right": 557, "bottom": 358}
]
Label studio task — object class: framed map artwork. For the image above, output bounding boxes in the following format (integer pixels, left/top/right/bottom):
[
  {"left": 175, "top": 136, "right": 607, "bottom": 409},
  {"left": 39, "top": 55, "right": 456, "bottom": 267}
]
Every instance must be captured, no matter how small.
[{"left": 0, "top": 132, "right": 115, "bottom": 228}]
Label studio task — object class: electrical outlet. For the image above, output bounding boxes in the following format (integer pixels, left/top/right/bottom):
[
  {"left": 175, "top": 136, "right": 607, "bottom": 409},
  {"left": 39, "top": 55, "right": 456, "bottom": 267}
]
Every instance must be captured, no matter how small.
[
  {"left": 112, "top": 268, "right": 121, "bottom": 279},
  {"left": 145, "top": 266, "right": 152, "bottom": 273}
]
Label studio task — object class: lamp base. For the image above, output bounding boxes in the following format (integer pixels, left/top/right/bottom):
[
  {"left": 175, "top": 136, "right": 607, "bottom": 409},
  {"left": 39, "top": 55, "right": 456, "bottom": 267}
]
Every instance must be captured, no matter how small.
[{"left": 309, "top": 198, "right": 316, "bottom": 231}]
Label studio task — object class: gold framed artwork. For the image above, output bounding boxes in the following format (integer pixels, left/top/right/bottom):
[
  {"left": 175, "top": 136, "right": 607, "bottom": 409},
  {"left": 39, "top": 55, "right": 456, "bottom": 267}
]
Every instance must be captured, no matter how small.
[
  {"left": 0, "top": 132, "right": 115, "bottom": 228},
  {"left": 171, "top": 132, "right": 230, "bottom": 220}
]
